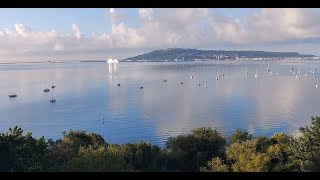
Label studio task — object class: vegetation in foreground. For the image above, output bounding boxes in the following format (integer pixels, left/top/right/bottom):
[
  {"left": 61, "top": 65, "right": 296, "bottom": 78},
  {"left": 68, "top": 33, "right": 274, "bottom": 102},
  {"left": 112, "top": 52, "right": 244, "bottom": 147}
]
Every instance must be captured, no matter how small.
[{"left": 1, "top": 116, "right": 320, "bottom": 172}]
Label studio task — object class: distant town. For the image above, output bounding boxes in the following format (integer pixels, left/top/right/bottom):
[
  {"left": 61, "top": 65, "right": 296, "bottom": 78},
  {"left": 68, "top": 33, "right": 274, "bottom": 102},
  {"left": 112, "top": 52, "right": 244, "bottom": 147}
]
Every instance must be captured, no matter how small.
[{"left": 122, "top": 48, "right": 319, "bottom": 62}]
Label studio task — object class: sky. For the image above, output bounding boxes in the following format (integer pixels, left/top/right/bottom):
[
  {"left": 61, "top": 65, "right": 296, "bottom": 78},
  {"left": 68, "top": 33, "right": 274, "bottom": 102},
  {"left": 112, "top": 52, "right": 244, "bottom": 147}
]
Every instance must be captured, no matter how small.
[{"left": 1, "top": 8, "right": 320, "bottom": 61}]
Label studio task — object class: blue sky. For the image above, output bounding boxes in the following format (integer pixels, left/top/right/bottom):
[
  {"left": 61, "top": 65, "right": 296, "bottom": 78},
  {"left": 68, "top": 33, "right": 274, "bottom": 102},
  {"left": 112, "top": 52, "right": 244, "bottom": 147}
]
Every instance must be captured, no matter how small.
[
  {"left": 0, "top": 8, "right": 142, "bottom": 34},
  {"left": 0, "top": 8, "right": 320, "bottom": 61},
  {"left": 0, "top": 8, "right": 257, "bottom": 34}
]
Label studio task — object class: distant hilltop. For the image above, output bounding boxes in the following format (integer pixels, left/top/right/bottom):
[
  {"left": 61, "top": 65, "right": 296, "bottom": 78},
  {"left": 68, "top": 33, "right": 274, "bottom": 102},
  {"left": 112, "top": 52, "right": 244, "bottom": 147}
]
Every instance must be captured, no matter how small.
[{"left": 122, "top": 48, "right": 316, "bottom": 62}]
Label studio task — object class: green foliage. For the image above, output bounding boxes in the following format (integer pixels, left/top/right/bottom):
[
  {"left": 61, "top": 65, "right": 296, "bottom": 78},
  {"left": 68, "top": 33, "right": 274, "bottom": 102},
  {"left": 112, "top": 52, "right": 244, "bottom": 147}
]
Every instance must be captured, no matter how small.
[
  {"left": 228, "top": 129, "right": 253, "bottom": 144},
  {"left": 255, "top": 136, "right": 271, "bottom": 153},
  {"left": 165, "top": 127, "right": 226, "bottom": 171},
  {"left": 226, "top": 140, "right": 270, "bottom": 172},
  {"left": 289, "top": 116, "right": 320, "bottom": 172},
  {"left": 2, "top": 116, "right": 320, "bottom": 172},
  {"left": 49, "top": 130, "right": 106, "bottom": 170},
  {"left": 0, "top": 126, "right": 50, "bottom": 172},
  {"left": 200, "top": 157, "right": 229, "bottom": 172},
  {"left": 62, "top": 145, "right": 127, "bottom": 172},
  {"left": 119, "top": 142, "right": 164, "bottom": 171},
  {"left": 267, "top": 133, "right": 293, "bottom": 172}
]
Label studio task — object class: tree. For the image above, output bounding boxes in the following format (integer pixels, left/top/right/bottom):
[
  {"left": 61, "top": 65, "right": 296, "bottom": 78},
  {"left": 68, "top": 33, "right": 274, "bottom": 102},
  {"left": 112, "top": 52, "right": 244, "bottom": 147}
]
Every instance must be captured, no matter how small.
[
  {"left": 267, "top": 133, "right": 293, "bottom": 172},
  {"left": 62, "top": 145, "right": 127, "bottom": 172},
  {"left": 165, "top": 127, "right": 226, "bottom": 171},
  {"left": 0, "top": 126, "right": 50, "bottom": 172},
  {"left": 255, "top": 136, "right": 271, "bottom": 153},
  {"left": 119, "top": 142, "right": 163, "bottom": 171},
  {"left": 228, "top": 129, "right": 253, "bottom": 144},
  {"left": 226, "top": 140, "right": 270, "bottom": 172},
  {"left": 289, "top": 116, "right": 320, "bottom": 172},
  {"left": 200, "top": 157, "right": 229, "bottom": 172},
  {"left": 49, "top": 130, "right": 106, "bottom": 170}
]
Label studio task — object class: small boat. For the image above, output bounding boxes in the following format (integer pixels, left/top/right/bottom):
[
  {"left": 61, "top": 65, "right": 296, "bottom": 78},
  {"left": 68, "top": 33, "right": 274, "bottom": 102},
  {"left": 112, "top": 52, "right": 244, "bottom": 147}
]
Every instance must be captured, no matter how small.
[
  {"left": 163, "top": 79, "right": 167, "bottom": 82},
  {"left": 50, "top": 89, "right": 56, "bottom": 103},
  {"left": 9, "top": 94, "right": 17, "bottom": 98},
  {"left": 181, "top": 82, "right": 183, "bottom": 84},
  {"left": 140, "top": 86, "right": 143, "bottom": 89},
  {"left": 51, "top": 85, "right": 56, "bottom": 89},
  {"left": 43, "top": 81, "right": 50, "bottom": 92},
  {"left": 117, "top": 83, "right": 120, "bottom": 86},
  {"left": 9, "top": 85, "right": 17, "bottom": 98},
  {"left": 50, "top": 98, "right": 56, "bottom": 103},
  {"left": 191, "top": 75, "right": 194, "bottom": 79}
]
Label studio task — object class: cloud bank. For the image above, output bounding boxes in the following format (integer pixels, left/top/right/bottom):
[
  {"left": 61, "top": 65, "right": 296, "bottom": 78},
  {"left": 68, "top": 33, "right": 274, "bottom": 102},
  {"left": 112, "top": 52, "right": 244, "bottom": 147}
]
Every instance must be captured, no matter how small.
[{"left": 1, "top": 8, "right": 320, "bottom": 61}]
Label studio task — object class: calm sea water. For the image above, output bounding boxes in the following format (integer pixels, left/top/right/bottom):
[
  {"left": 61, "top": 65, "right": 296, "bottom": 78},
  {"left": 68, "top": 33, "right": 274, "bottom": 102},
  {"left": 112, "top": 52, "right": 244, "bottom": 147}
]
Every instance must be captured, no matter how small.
[{"left": 0, "top": 60, "right": 320, "bottom": 146}]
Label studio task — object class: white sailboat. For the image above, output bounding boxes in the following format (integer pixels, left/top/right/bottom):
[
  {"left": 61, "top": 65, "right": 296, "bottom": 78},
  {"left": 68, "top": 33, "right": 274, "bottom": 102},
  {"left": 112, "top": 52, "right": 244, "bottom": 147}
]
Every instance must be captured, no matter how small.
[
  {"left": 254, "top": 68, "right": 258, "bottom": 78},
  {"left": 246, "top": 66, "right": 248, "bottom": 75},
  {"left": 316, "top": 79, "right": 319, "bottom": 88},
  {"left": 50, "top": 89, "right": 56, "bottom": 103}
]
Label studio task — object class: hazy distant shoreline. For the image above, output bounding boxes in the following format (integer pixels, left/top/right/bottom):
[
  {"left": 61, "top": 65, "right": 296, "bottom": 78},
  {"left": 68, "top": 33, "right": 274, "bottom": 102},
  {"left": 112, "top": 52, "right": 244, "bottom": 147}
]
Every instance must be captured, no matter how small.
[{"left": 1, "top": 58, "right": 320, "bottom": 65}]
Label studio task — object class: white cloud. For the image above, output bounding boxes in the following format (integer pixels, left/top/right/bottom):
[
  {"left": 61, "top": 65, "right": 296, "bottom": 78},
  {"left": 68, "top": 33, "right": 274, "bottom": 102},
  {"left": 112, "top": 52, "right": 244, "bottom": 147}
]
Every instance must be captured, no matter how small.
[
  {"left": 14, "top": 24, "right": 32, "bottom": 37},
  {"left": 138, "top": 8, "right": 154, "bottom": 21},
  {"left": 1, "top": 8, "right": 320, "bottom": 61},
  {"left": 72, "top": 23, "right": 82, "bottom": 40},
  {"left": 108, "top": 8, "right": 125, "bottom": 24}
]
